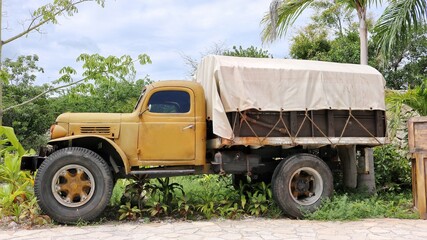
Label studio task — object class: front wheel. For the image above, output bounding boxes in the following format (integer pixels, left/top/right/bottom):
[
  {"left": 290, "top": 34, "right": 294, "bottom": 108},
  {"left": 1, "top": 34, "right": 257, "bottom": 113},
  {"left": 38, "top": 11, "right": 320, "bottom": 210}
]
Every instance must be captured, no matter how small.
[
  {"left": 34, "top": 147, "right": 113, "bottom": 224},
  {"left": 272, "top": 153, "right": 333, "bottom": 218}
]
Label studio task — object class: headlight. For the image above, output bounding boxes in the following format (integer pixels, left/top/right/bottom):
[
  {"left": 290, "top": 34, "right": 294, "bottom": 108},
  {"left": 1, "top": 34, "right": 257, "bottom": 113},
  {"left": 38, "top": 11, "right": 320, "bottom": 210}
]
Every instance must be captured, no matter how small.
[{"left": 50, "top": 124, "right": 67, "bottom": 139}]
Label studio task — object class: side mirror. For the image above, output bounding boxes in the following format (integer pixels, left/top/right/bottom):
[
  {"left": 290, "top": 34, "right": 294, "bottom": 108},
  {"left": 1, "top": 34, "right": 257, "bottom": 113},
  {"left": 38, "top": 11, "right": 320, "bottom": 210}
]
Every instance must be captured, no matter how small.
[{"left": 139, "top": 104, "right": 151, "bottom": 117}]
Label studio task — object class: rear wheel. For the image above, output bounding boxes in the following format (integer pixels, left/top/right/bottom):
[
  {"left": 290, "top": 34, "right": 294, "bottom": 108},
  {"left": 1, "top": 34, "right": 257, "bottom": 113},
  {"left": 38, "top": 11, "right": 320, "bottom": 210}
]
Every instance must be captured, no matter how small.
[
  {"left": 35, "top": 147, "right": 113, "bottom": 224},
  {"left": 272, "top": 153, "right": 333, "bottom": 218}
]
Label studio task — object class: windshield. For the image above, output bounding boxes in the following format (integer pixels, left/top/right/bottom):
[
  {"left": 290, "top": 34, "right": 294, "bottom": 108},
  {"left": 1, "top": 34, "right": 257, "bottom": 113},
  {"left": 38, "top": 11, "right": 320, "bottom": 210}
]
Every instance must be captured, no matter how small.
[{"left": 134, "top": 88, "right": 146, "bottom": 111}]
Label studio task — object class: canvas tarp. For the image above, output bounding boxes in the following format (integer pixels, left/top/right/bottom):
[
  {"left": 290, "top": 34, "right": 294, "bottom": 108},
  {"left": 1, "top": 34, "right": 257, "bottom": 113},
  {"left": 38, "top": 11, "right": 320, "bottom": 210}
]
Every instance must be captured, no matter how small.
[{"left": 194, "top": 55, "right": 386, "bottom": 140}]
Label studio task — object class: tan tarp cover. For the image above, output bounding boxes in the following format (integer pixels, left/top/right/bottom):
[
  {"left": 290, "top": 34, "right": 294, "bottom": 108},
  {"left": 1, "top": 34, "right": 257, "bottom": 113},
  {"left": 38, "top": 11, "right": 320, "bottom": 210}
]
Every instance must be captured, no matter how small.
[{"left": 194, "top": 55, "right": 386, "bottom": 140}]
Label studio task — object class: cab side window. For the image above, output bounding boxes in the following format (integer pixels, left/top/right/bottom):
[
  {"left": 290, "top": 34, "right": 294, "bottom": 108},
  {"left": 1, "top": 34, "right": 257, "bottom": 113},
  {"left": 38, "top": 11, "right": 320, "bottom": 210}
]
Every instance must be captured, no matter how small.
[{"left": 148, "top": 91, "right": 190, "bottom": 113}]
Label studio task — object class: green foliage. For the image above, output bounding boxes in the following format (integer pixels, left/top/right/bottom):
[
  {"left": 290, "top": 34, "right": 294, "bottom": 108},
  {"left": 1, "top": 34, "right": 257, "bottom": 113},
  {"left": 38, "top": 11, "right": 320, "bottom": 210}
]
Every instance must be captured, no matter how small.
[
  {"left": 110, "top": 179, "right": 131, "bottom": 206},
  {"left": 175, "top": 195, "right": 194, "bottom": 219},
  {"left": 373, "top": 0, "right": 427, "bottom": 62},
  {"left": 261, "top": 0, "right": 313, "bottom": 43},
  {"left": 118, "top": 177, "right": 186, "bottom": 218},
  {"left": 120, "top": 178, "right": 147, "bottom": 210},
  {"left": 2, "top": 56, "right": 52, "bottom": 149},
  {"left": 381, "top": 27, "right": 427, "bottom": 90},
  {"left": 113, "top": 175, "right": 282, "bottom": 221},
  {"left": 310, "top": 0, "right": 355, "bottom": 37},
  {"left": 245, "top": 182, "right": 272, "bottom": 216},
  {"left": 318, "top": 31, "right": 362, "bottom": 64},
  {"left": 118, "top": 202, "right": 142, "bottom": 221},
  {"left": 0, "top": 70, "right": 10, "bottom": 85},
  {"left": 290, "top": 25, "right": 331, "bottom": 60},
  {"left": 262, "top": 0, "right": 427, "bottom": 65},
  {"left": 53, "top": 53, "right": 153, "bottom": 114},
  {"left": 386, "top": 80, "right": 427, "bottom": 138},
  {"left": 0, "top": 129, "right": 49, "bottom": 226},
  {"left": 374, "top": 145, "right": 412, "bottom": 192},
  {"left": 290, "top": 25, "right": 378, "bottom": 66},
  {"left": 145, "top": 199, "right": 170, "bottom": 217},
  {"left": 31, "top": 0, "right": 105, "bottom": 26},
  {"left": 143, "top": 178, "right": 185, "bottom": 217},
  {"left": 3, "top": 53, "right": 152, "bottom": 149},
  {"left": 223, "top": 46, "right": 272, "bottom": 58},
  {"left": 0, "top": 126, "right": 25, "bottom": 156},
  {"left": 304, "top": 192, "right": 418, "bottom": 220},
  {"left": 145, "top": 177, "right": 185, "bottom": 207}
]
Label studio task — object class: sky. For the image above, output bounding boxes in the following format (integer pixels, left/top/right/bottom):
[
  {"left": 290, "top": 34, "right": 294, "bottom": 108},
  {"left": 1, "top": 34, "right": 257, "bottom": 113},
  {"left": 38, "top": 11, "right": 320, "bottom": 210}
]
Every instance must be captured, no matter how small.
[{"left": 3, "top": 0, "right": 385, "bottom": 85}]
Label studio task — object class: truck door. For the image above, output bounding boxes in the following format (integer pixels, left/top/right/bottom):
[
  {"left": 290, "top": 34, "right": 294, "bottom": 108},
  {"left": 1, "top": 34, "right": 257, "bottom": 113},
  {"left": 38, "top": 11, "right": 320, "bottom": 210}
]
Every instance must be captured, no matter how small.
[{"left": 139, "top": 88, "right": 195, "bottom": 161}]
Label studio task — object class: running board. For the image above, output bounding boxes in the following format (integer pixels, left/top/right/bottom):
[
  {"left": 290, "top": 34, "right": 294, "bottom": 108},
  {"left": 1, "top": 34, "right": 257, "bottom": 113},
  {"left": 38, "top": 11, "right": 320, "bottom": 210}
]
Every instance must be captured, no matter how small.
[{"left": 129, "top": 169, "right": 196, "bottom": 178}]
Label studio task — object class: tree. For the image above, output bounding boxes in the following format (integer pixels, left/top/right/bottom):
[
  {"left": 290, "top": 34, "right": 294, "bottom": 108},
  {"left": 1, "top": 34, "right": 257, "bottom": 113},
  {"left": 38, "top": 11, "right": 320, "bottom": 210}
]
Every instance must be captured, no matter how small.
[
  {"left": 0, "top": 0, "right": 106, "bottom": 125},
  {"left": 223, "top": 46, "right": 272, "bottom": 58},
  {"left": 261, "top": 0, "right": 427, "bottom": 66},
  {"left": 2, "top": 55, "right": 54, "bottom": 149},
  {"left": 374, "top": 0, "right": 427, "bottom": 62},
  {"left": 262, "top": 0, "right": 373, "bottom": 65},
  {"left": 288, "top": 3, "right": 377, "bottom": 66},
  {"left": 291, "top": 25, "right": 383, "bottom": 68},
  {"left": 380, "top": 26, "right": 427, "bottom": 89},
  {"left": 289, "top": 25, "right": 331, "bottom": 60}
]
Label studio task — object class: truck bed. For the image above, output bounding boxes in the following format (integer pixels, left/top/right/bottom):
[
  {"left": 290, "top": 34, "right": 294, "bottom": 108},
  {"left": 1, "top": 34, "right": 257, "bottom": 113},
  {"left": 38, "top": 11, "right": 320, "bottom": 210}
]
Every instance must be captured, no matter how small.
[{"left": 207, "top": 109, "right": 387, "bottom": 148}]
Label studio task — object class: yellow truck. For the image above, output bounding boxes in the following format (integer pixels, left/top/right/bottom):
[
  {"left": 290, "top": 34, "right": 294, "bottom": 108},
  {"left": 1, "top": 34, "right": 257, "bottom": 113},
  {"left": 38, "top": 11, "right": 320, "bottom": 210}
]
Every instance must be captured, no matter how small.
[{"left": 21, "top": 55, "right": 387, "bottom": 223}]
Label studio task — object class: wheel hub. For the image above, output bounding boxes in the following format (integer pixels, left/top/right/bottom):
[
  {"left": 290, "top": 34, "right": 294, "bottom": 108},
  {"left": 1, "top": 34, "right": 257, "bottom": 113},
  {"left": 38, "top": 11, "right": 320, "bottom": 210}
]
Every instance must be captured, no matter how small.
[
  {"left": 296, "top": 179, "right": 309, "bottom": 192},
  {"left": 289, "top": 167, "right": 323, "bottom": 205},
  {"left": 51, "top": 164, "right": 95, "bottom": 208}
]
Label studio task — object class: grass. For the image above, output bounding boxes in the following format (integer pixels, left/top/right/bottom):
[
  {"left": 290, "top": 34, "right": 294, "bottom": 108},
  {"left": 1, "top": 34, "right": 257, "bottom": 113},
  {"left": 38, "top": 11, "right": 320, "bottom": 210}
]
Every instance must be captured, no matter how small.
[{"left": 304, "top": 191, "right": 418, "bottom": 220}]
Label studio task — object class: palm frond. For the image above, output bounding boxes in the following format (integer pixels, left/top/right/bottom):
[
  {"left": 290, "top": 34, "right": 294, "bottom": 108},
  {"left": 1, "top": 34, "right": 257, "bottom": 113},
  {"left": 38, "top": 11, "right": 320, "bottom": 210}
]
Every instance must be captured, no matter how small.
[
  {"left": 373, "top": 0, "right": 427, "bottom": 61},
  {"left": 385, "top": 78, "right": 427, "bottom": 137},
  {"left": 261, "top": 0, "right": 313, "bottom": 43}
]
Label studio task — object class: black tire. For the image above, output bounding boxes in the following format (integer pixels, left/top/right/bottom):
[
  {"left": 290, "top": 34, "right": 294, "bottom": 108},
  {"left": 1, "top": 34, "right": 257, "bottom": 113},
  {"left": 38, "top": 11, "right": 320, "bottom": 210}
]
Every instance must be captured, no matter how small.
[
  {"left": 34, "top": 147, "right": 113, "bottom": 224},
  {"left": 272, "top": 153, "right": 333, "bottom": 218}
]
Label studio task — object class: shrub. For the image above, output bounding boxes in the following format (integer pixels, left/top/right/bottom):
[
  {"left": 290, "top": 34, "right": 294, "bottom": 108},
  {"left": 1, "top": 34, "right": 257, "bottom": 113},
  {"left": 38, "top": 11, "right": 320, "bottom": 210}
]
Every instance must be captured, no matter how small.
[
  {"left": 0, "top": 126, "right": 50, "bottom": 226},
  {"left": 374, "top": 145, "right": 412, "bottom": 192}
]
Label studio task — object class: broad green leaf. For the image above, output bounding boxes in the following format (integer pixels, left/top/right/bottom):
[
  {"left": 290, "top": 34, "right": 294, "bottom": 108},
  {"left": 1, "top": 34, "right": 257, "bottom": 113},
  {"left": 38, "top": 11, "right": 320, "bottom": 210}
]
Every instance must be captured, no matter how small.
[{"left": 0, "top": 126, "right": 25, "bottom": 156}]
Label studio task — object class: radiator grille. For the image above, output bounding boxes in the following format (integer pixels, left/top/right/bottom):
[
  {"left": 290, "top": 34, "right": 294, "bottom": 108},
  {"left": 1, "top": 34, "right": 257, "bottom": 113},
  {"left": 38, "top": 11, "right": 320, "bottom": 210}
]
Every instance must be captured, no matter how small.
[{"left": 80, "top": 127, "right": 111, "bottom": 134}]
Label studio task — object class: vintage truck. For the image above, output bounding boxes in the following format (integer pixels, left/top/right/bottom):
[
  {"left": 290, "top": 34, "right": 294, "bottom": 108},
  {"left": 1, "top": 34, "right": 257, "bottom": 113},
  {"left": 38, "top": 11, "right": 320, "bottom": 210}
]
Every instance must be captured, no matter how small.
[{"left": 21, "top": 55, "right": 387, "bottom": 223}]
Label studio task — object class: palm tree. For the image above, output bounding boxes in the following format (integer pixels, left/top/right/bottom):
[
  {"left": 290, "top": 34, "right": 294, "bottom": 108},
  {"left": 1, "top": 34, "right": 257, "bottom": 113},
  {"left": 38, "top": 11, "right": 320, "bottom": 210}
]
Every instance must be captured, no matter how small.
[
  {"left": 374, "top": 0, "right": 427, "bottom": 61},
  {"left": 262, "top": 0, "right": 427, "bottom": 65}
]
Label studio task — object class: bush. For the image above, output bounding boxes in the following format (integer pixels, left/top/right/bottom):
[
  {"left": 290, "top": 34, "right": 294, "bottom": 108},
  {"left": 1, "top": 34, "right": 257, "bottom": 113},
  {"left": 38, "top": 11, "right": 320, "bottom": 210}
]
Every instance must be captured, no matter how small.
[{"left": 374, "top": 145, "right": 412, "bottom": 192}]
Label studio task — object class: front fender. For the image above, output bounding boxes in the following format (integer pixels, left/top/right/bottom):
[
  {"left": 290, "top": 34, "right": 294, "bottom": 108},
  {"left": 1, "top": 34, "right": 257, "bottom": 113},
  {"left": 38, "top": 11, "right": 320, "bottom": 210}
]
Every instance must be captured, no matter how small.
[{"left": 49, "top": 135, "right": 131, "bottom": 174}]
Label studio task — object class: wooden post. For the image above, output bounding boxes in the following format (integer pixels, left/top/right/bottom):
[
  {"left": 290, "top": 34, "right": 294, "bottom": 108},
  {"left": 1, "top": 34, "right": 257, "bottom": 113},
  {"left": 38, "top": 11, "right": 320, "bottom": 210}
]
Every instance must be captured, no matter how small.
[
  {"left": 408, "top": 117, "right": 427, "bottom": 219},
  {"left": 413, "top": 153, "right": 427, "bottom": 219}
]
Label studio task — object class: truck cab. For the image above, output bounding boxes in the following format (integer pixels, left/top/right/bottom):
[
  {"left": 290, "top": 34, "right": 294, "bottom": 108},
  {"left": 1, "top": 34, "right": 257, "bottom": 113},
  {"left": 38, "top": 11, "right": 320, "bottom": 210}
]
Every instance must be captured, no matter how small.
[{"left": 42, "top": 80, "right": 208, "bottom": 175}]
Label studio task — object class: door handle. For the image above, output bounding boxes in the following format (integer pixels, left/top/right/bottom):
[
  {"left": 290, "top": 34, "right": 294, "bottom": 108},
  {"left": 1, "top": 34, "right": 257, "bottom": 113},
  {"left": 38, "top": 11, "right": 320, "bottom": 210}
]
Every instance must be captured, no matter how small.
[{"left": 183, "top": 124, "right": 194, "bottom": 130}]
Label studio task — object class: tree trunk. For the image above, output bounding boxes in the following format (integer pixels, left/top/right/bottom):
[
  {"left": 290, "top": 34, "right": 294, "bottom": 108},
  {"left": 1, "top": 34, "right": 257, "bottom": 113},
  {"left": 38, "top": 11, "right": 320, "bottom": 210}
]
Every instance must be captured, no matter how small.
[{"left": 358, "top": 8, "right": 368, "bottom": 65}]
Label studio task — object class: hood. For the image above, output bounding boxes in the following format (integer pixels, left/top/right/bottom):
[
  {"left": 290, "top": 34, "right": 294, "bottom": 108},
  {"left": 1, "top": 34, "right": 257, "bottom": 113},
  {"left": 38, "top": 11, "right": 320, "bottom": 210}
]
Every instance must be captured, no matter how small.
[
  {"left": 56, "top": 112, "right": 122, "bottom": 123},
  {"left": 56, "top": 112, "right": 122, "bottom": 139}
]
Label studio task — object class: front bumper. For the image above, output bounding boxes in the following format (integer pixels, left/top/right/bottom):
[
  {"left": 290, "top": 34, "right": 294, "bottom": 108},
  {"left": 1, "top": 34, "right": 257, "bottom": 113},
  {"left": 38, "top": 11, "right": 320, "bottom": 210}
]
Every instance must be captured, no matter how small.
[
  {"left": 20, "top": 155, "right": 46, "bottom": 172},
  {"left": 20, "top": 146, "right": 52, "bottom": 172}
]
